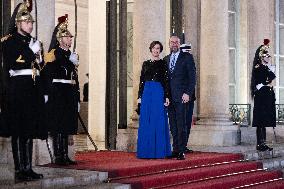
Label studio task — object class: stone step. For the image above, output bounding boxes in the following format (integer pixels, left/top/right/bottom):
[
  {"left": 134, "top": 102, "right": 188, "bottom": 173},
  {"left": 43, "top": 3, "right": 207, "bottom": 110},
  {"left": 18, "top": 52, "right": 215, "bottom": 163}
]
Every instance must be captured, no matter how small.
[
  {"left": 69, "top": 183, "right": 131, "bottom": 189},
  {"left": 0, "top": 164, "right": 110, "bottom": 189}
]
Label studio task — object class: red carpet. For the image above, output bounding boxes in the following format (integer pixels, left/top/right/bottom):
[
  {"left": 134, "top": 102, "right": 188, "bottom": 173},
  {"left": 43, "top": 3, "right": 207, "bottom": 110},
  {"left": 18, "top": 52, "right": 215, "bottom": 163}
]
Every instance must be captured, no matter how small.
[{"left": 43, "top": 151, "right": 284, "bottom": 188}]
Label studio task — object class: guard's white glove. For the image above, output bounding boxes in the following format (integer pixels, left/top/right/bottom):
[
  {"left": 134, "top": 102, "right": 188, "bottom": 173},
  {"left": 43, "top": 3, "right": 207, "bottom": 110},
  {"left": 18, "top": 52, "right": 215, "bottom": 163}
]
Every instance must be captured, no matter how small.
[
  {"left": 69, "top": 52, "right": 79, "bottom": 66},
  {"left": 256, "top": 83, "right": 264, "bottom": 90},
  {"left": 268, "top": 64, "right": 276, "bottom": 73},
  {"left": 9, "top": 70, "right": 15, "bottom": 76},
  {"left": 78, "top": 102, "right": 80, "bottom": 112},
  {"left": 44, "top": 95, "right": 48, "bottom": 103},
  {"left": 29, "top": 39, "right": 41, "bottom": 54}
]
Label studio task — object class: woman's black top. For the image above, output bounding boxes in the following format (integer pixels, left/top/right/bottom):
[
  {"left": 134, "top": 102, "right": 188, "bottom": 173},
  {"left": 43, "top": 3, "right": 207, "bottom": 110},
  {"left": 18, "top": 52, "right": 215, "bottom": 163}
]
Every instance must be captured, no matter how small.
[{"left": 138, "top": 59, "right": 170, "bottom": 99}]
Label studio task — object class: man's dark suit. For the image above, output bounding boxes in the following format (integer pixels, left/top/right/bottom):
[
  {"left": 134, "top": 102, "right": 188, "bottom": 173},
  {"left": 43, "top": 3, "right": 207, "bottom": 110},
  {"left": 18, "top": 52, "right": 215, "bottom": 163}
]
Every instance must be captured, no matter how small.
[{"left": 164, "top": 51, "right": 196, "bottom": 154}]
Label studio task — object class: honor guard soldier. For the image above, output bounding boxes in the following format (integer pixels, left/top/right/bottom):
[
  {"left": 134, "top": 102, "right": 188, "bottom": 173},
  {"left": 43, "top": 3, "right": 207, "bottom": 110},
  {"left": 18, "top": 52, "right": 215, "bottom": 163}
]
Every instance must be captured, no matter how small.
[
  {"left": 44, "top": 14, "right": 80, "bottom": 165},
  {"left": 251, "top": 39, "right": 276, "bottom": 152},
  {"left": 1, "top": 0, "right": 47, "bottom": 182}
]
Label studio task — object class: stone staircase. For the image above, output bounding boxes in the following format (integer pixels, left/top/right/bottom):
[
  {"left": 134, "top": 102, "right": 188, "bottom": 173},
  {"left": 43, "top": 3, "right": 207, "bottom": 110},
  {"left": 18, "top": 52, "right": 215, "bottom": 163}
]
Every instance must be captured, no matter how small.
[{"left": 0, "top": 164, "right": 130, "bottom": 189}]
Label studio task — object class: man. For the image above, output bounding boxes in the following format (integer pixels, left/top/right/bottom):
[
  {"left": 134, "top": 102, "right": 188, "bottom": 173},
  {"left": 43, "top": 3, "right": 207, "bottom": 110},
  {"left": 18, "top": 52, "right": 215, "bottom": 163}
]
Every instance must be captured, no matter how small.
[
  {"left": 44, "top": 14, "right": 80, "bottom": 165},
  {"left": 164, "top": 36, "right": 196, "bottom": 160},
  {"left": 83, "top": 73, "right": 89, "bottom": 102},
  {"left": 1, "top": 0, "right": 46, "bottom": 182}
]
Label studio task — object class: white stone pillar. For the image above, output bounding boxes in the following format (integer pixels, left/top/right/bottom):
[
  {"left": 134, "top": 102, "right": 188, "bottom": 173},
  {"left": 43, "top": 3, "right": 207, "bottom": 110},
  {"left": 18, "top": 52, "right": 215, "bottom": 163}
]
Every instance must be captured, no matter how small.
[
  {"left": 190, "top": 0, "right": 239, "bottom": 146},
  {"left": 239, "top": 0, "right": 249, "bottom": 103},
  {"left": 131, "top": 0, "right": 167, "bottom": 122},
  {"left": 117, "top": 0, "right": 168, "bottom": 151},
  {"left": 247, "top": 0, "right": 275, "bottom": 97},
  {"left": 88, "top": 0, "right": 106, "bottom": 150}
]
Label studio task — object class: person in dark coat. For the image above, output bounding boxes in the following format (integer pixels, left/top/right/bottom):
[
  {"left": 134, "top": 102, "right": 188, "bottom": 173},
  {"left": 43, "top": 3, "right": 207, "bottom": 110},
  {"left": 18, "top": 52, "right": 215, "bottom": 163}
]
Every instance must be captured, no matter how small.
[
  {"left": 164, "top": 36, "right": 196, "bottom": 160},
  {"left": 83, "top": 73, "right": 89, "bottom": 102},
  {"left": 1, "top": 0, "right": 46, "bottom": 182},
  {"left": 44, "top": 14, "right": 80, "bottom": 165},
  {"left": 250, "top": 39, "right": 276, "bottom": 152}
]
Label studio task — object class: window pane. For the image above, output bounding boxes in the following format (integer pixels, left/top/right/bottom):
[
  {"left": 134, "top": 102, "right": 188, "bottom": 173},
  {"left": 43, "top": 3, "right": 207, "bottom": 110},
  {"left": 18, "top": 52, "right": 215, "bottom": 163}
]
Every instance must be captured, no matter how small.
[
  {"left": 280, "top": 58, "right": 284, "bottom": 86},
  {"left": 228, "top": 0, "right": 236, "bottom": 12},
  {"left": 229, "top": 85, "right": 235, "bottom": 104},
  {"left": 280, "top": 25, "right": 284, "bottom": 55},
  {"left": 229, "top": 49, "right": 236, "bottom": 84},
  {"left": 229, "top": 13, "right": 236, "bottom": 47},
  {"left": 280, "top": 0, "right": 284, "bottom": 24},
  {"left": 280, "top": 88, "right": 284, "bottom": 104}
]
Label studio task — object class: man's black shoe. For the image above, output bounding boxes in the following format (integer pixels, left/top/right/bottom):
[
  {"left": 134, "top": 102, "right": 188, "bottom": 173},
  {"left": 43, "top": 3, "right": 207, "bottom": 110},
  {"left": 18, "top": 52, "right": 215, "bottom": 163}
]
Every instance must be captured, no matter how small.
[
  {"left": 27, "top": 169, "right": 43, "bottom": 180},
  {"left": 256, "top": 144, "right": 273, "bottom": 152},
  {"left": 166, "top": 151, "right": 178, "bottom": 159},
  {"left": 176, "top": 152, "right": 185, "bottom": 160},
  {"left": 184, "top": 147, "right": 193, "bottom": 153},
  {"left": 14, "top": 171, "right": 32, "bottom": 183}
]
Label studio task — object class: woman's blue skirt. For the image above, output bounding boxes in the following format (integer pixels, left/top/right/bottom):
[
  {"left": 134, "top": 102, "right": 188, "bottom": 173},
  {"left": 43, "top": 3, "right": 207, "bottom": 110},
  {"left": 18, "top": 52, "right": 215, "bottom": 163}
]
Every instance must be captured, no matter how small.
[{"left": 137, "top": 81, "right": 171, "bottom": 158}]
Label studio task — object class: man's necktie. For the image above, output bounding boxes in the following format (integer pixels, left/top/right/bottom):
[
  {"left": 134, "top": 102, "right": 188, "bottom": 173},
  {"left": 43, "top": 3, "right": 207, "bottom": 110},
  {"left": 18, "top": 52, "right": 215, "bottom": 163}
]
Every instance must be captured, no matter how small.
[{"left": 170, "top": 54, "right": 176, "bottom": 73}]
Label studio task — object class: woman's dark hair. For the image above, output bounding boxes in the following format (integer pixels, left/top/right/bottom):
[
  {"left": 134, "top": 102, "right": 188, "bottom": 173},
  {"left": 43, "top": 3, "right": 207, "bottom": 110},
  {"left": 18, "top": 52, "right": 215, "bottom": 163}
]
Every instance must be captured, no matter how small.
[
  {"left": 149, "top": 41, "right": 163, "bottom": 53},
  {"left": 250, "top": 45, "right": 262, "bottom": 98}
]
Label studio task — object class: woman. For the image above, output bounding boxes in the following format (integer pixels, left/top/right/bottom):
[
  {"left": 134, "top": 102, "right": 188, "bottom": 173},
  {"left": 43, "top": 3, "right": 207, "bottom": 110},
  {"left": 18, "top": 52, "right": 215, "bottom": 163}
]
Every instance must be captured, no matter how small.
[
  {"left": 137, "top": 41, "right": 171, "bottom": 159},
  {"left": 44, "top": 14, "right": 80, "bottom": 165},
  {"left": 250, "top": 39, "right": 276, "bottom": 152}
]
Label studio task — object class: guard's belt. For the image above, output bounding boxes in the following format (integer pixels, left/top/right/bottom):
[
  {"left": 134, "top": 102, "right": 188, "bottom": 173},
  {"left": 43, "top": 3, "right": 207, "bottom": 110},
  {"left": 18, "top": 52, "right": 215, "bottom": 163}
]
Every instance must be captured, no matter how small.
[
  {"left": 52, "top": 79, "right": 76, "bottom": 84},
  {"left": 9, "top": 69, "right": 39, "bottom": 77}
]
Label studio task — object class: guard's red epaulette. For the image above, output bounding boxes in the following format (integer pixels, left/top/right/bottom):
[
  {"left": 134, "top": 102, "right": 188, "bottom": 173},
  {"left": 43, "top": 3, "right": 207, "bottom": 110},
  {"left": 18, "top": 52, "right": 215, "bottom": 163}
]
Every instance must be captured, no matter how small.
[
  {"left": 44, "top": 49, "right": 56, "bottom": 63},
  {"left": 0, "top": 34, "right": 12, "bottom": 43}
]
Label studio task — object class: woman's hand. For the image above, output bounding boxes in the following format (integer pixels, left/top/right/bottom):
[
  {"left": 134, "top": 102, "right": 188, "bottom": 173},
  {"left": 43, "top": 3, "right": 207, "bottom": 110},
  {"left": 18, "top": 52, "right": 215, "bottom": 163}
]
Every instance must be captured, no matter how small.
[
  {"left": 137, "top": 98, "right": 141, "bottom": 104},
  {"left": 164, "top": 98, "right": 170, "bottom": 106}
]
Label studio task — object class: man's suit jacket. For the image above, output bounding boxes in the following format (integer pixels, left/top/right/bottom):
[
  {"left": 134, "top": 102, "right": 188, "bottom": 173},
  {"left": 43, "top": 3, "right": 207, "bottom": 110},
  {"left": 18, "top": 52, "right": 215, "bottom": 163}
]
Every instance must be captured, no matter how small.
[{"left": 164, "top": 52, "right": 196, "bottom": 102}]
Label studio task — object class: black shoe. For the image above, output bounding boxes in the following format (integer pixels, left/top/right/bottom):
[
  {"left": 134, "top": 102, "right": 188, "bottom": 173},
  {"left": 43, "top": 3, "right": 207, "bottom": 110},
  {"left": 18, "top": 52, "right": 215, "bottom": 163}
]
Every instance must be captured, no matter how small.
[
  {"left": 54, "top": 157, "right": 69, "bottom": 166},
  {"left": 256, "top": 144, "right": 273, "bottom": 152},
  {"left": 184, "top": 147, "right": 193, "bottom": 153},
  {"left": 166, "top": 151, "right": 179, "bottom": 159},
  {"left": 65, "top": 157, "right": 77, "bottom": 165},
  {"left": 15, "top": 171, "right": 32, "bottom": 183},
  {"left": 27, "top": 169, "right": 43, "bottom": 180},
  {"left": 176, "top": 152, "right": 185, "bottom": 160}
]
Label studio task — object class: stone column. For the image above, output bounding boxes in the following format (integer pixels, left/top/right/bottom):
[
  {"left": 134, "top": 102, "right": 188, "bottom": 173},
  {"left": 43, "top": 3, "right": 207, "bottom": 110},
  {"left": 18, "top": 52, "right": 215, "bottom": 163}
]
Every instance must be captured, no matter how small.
[
  {"left": 117, "top": 0, "right": 168, "bottom": 151},
  {"left": 118, "top": 0, "right": 128, "bottom": 129},
  {"left": 247, "top": 0, "right": 275, "bottom": 98},
  {"left": 88, "top": 0, "right": 106, "bottom": 150},
  {"left": 183, "top": 0, "right": 200, "bottom": 116},
  {"left": 190, "top": 0, "right": 239, "bottom": 146},
  {"left": 239, "top": 0, "right": 249, "bottom": 103},
  {"left": 131, "top": 0, "right": 167, "bottom": 122}
]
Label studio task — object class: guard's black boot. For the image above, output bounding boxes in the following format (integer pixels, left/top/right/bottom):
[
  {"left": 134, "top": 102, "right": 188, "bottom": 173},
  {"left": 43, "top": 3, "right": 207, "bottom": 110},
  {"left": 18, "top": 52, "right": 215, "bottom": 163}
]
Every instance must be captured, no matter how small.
[
  {"left": 26, "top": 139, "right": 43, "bottom": 179},
  {"left": 12, "top": 137, "right": 32, "bottom": 182},
  {"left": 256, "top": 127, "right": 269, "bottom": 151},
  {"left": 12, "top": 137, "right": 26, "bottom": 183},
  {"left": 256, "top": 143, "right": 273, "bottom": 151},
  {"left": 53, "top": 134, "right": 68, "bottom": 165},
  {"left": 62, "top": 135, "right": 77, "bottom": 165}
]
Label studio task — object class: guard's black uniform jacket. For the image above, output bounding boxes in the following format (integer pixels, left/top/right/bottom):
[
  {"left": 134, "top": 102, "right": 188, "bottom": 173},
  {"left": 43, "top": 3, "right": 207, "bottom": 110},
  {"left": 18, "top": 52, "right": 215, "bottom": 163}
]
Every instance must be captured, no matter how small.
[
  {"left": 44, "top": 46, "right": 80, "bottom": 135},
  {"left": 1, "top": 32, "right": 47, "bottom": 139},
  {"left": 252, "top": 63, "right": 276, "bottom": 128}
]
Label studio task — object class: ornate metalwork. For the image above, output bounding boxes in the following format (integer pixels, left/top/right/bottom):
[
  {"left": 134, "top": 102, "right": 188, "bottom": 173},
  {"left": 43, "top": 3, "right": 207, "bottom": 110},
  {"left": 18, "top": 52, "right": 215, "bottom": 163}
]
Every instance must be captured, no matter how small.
[
  {"left": 229, "top": 104, "right": 251, "bottom": 126},
  {"left": 276, "top": 104, "right": 284, "bottom": 124},
  {"left": 229, "top": 104, "right": 284, "bottom": 126}
]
